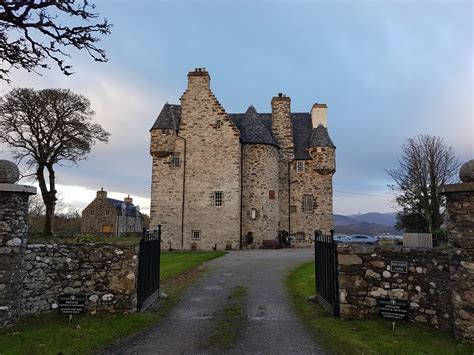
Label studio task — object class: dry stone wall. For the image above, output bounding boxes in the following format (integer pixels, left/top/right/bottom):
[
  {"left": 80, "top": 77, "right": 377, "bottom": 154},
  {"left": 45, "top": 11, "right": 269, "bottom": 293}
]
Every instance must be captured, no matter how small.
[
  {"left": 242, "top": 144, "right": 279, "bottom": 247},
  {"left": 338, "top": 245, "right": 452, "bottom": 332},
  {"left": 21, "top": 243, "right": 138, "bottom": 315}
]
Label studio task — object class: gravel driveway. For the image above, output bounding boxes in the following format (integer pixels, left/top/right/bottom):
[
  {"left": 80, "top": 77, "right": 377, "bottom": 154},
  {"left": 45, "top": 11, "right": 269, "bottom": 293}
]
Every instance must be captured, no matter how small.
[{"left": 104, "top": 249, "right": 327, "bottom": 354}]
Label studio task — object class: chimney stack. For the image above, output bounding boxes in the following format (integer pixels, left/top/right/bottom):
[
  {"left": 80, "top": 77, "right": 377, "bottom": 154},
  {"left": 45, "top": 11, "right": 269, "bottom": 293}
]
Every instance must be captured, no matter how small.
[
  {"left": 187, "top": 67, "right": 210, "bottom": 90},
  {"left": 311, "top": 103, "right": 327, "bottom": 128},
  {"left": 124, "top": 195, "right": 133, "bottom": 204},
  {"left": 97, "top": 187, "right": 107, "bottom": 199}
]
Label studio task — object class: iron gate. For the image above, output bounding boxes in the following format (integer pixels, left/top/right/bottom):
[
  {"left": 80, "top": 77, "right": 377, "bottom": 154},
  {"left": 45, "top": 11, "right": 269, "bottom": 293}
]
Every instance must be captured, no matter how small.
[
  {"left": 314, "top": 230, "right": 339, "bottom": 317},
  {"left": 137, "top": 226, "right": 161, "bottom": 311}
]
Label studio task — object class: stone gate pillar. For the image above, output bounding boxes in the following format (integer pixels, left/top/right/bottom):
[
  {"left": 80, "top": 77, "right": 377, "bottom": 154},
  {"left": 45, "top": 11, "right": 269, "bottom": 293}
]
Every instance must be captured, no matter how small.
[
  {"left": 440, "top": 160, "right": 474, "bottom": 344},
  {"left": 0, "top": 160, "right": 36, "bottom": 327}
]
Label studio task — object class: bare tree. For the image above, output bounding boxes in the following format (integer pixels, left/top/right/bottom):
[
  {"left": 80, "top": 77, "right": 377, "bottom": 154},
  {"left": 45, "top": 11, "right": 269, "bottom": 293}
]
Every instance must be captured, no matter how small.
[
  {"left": 0, "top": 87, "right": 109, "bottom": 235},
  {"left": 0, "top": 0, "right": 111, "bottom": 82},
  {"left": 387, "top": 135, "right": 461, "bottom": 232}
]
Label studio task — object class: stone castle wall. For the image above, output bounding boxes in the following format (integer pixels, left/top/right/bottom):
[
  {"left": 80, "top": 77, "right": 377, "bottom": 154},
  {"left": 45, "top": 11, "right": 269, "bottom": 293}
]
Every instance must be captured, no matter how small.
[
  {"left": 242, "top": 144, "right": 279, "bottom": 247},
  {"left": 178, "top": 71, "right": 242, "bottom": 250},
  {"left": 271, "top": 96, "right": 294, "bottom": 233},
  {"left": 21, "top": 243, "right": 138, "bottom": 315},
  {"left": 290, "top": 148, "right": 335, "bottom": 246},
  {"left": 338, "top": 245, "right": 452, "bottom": 331}
]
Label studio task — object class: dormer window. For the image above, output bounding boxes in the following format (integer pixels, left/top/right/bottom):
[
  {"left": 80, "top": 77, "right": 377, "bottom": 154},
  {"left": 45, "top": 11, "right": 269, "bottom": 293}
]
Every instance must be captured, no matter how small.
[
  {"left": 215, "top": 120, "right": 223, "bottom": 130},
  {"left": 296, "top": 161, "right": 305, "bottom": 173}
]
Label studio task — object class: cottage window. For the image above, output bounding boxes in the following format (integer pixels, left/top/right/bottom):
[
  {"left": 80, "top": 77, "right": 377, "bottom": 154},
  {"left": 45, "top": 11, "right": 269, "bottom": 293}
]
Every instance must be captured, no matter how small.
[
  {"left": 213, "top": 191, "right": 224, "bottom": 207},
  {"left": 105, "top": 210, "right": 110, "bottom": 217},
  {"left": 170, "top": 153, "right": 180, "bottom": 168},
  {"left": 192, "top": 230, "right": 201, "bottom": 240},
  {"left": 296, "top": 161, "right": 305, "bottom": 173},
  {"left": 303, "top": 194, "right": 314, "bottom": 213},
  {"left": 251, "top": 208, "right": 257, "bottom": 220},
  {"left": 215, "top": 120, "right": 223, "bottom": 130},
  {"left": 90, "top": 210, "right": 94, "bottom": 216}
]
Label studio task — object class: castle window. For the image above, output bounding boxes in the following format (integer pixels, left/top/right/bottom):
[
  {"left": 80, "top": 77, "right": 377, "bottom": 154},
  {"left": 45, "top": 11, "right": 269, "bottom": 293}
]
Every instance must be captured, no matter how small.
[
  {"left": 192, "top": 230, "right": 201, "bottom": 240},
  {"left": 170, "top": 153, "right": 181, "bottom": 168},
  {"left": 215, "top": 120, "right": 223, "bottom": 130},
  {"left": 251, "top": 208, "right": 257, "bottom": 220},
  {"left": 162, "top": 129, "right": 168, "bottom": 136},
  {"left": 269, "top": 190, "right": 275, "bottom": 200},
  {"left": 295, "top": 232, "right": 305, "bottom": 241},
  {"left": 303, "top": 194, "right": 314, "bottom": 213},
  {"left": 296, "top": 161, "right": 305, "bottom": 173},
  {"left": 213, "top": 191, "right": 224, "bottom": 207}
]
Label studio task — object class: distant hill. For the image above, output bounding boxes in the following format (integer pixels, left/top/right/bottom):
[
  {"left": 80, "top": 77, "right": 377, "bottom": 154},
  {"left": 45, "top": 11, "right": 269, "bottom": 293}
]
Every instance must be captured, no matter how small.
[
  {"left": 333, "top": 212, "right": 399, "bottom": 236},
  {"left": 348, "top": 212, "right": 397, "bottom": 227}
]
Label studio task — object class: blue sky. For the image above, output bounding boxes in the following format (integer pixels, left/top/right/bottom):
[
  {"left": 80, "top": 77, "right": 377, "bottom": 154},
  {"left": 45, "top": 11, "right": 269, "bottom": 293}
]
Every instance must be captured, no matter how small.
[{"left": 0, "top": 0, "right": 472, "bottom": 215}]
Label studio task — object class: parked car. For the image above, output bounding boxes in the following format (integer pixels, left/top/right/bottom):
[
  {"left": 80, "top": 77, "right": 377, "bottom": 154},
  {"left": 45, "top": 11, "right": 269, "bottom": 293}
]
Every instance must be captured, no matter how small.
[{"left": 335, "top": 234, "right": 378, "bottom": 245}]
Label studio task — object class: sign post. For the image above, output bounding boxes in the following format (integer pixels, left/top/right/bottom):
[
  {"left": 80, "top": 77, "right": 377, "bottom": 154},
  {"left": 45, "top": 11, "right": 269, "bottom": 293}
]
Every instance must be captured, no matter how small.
[
  {"left": 58, "top": 294, "right": 86, "bottom": 324},
  {"left": 378, "top": 298, "right": 408, "bottom": 332}
]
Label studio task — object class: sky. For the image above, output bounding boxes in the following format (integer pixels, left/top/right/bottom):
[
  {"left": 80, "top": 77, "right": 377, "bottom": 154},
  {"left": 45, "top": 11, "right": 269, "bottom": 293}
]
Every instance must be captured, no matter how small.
[{"left": 0, "top": 0, "right": 472, "bottom": 215}]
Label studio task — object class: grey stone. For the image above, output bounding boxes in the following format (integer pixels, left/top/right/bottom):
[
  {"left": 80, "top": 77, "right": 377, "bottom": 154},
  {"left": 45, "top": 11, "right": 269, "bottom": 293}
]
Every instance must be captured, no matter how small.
[
  {"left": 459, "top": 159, "right": 474, "bottom": 183},
  {"left": 0, "top": 160, "right": 20, "bottom": 184}
]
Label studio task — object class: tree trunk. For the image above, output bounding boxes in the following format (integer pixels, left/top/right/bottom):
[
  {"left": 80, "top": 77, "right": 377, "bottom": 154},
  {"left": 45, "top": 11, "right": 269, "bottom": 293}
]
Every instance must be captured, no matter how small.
[{"left": 37, "top": 164, "right": 57, "bottom": 236}]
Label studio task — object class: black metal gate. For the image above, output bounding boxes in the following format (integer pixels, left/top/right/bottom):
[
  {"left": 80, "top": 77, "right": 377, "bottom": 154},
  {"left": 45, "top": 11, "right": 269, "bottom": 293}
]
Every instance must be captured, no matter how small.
[
  {"left": 314, "top": 230, "right": 339, "bottom": 317},
  {"left": 137, "top": 226, "right": 161, "bottom": 311}
]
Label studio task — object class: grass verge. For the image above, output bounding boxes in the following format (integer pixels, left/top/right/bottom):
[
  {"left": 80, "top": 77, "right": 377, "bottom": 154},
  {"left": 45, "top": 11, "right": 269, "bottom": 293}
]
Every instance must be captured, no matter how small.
[
  {"left": 0, "top": 251, "right": 226, "bottom": 355},
  {"left": 200, "top": 286, "right": 248, "bottom": 350},
  {"left": 285, "top": 261, "right": 473, "bottom": 355}
]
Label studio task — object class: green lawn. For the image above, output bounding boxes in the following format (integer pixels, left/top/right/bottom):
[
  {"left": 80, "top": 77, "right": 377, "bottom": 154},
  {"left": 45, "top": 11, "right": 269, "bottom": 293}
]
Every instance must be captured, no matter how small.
[
  {"left": 285, "top": 262, "right": 473, "bottom": 355},
  {"left": 0, "top": 251, "right": 226, "bottom": 355}
]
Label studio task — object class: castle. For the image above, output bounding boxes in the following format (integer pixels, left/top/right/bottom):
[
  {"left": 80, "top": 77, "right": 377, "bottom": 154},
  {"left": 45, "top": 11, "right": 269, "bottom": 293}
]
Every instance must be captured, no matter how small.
[{"left": 149, "top": 68, "right": 335, "bottom": 250}]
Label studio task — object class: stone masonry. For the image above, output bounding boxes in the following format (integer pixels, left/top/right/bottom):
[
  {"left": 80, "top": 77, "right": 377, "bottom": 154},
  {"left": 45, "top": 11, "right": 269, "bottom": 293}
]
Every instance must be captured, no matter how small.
[
  {"left": 0, "top": 161, "right": 36, "bottom": 327},
  {"left": 149, "top": 69, "right": 336, "bottom": 250},
  {"left": 21, "top": 243, "right": 138, "bottom": 315},
  {"left": 338, "top": 245, "right": 452, "bottom": 331},
  {"left": 440, "top": 159, "right": 474, "bottom": 344}
]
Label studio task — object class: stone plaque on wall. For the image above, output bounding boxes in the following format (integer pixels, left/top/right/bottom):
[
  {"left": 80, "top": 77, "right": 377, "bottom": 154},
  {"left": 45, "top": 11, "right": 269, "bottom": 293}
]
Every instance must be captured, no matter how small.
[{"left": 390, "top": 260, "right": 408, "bottom": 273}]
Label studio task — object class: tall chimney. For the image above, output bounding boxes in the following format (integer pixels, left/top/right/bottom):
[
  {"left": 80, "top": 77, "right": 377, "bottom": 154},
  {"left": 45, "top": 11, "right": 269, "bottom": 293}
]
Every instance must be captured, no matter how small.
[
  {"left": 96, "top": 187, "right": 107, "bottom": 199},
  {"left": 271, "top": 93, "right": 293, "bottom": 150},
  {"left": 187, "top": 67, "right": 210, "bottom": 90},
  {"left": 124, "top": 195, "right": 133, "bottom": 204},
  {"left": 311, "top": 103, "right": 327, "bottom": 128}
]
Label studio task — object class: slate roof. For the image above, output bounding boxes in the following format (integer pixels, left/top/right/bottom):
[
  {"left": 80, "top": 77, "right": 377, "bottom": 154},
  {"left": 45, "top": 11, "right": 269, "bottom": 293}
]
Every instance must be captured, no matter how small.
[
  {"left": 107, "top": 198, "right": 142, "bottom": 217},
  {"left": 228, "top": 106, "right": 278, "bottom": 146},
  {"left": 150, "top": 104, "right": 335, "bottom": 159},
  {"left": 150, "top": 104, "right": 181, "bottom": 131}
]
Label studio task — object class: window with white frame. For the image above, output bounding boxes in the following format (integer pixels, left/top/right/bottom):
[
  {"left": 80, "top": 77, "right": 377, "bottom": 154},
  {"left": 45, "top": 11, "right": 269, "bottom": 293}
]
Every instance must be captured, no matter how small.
[
  {"left": 251, "top": 208, "right": 257, "bottom": 220},
  {"left": 105, "top": 210, "right": 110, "bottom": 217},
  {"left": 303, "top": 194, "right": 314, "bottom": 213},
  {"left": 296, "top": 160, "right": 305, "bottom": 173},
  {"left": 213, "top": 191, "right": 224, "bottom": 207},
  {"left": 170, "top": 153, "right": 180, "bottom": 168},
  {"left": 192, "top": 230, "right": 201, "bottom": 240}
]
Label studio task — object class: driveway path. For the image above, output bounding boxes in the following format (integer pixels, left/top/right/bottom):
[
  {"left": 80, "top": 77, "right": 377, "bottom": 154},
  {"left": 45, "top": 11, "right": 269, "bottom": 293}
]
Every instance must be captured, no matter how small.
[{"left": 104, "top": 249, "right": 327, "bottom": 354}]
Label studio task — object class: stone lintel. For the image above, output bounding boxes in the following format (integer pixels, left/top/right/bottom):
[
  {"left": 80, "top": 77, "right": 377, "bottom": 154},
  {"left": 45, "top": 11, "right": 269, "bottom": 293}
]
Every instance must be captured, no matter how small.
[
  {"left": 0, "top": 183, "right": 37, "bottom": 195},
  {"left": 439, "top": 182, "right": 474, "bottom": 195}
]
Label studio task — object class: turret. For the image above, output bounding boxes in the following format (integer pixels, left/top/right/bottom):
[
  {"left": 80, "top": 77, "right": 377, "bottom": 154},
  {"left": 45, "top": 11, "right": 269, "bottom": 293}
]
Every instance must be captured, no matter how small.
[
  {"left": 150, "top": 104, "right": 180, "bottom": 158},
  {"left": 307, "top": 103, "right": 336, "bottom": 175}
]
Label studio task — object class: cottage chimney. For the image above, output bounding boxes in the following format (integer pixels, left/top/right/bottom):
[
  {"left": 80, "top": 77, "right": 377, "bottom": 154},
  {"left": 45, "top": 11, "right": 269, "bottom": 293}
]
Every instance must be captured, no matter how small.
[
  {"left": 187, "top": 67, "right": 210, "bottom": 90},
  {"left": 97, "top": 187, "right": 107, "bottom": 199},
  {"left": 271, "top": 93, "right": 293, "bottom": 150},
  {"left": 311, "top": 103, "right": 327, "bottom": 128},
  {"left": 124, "top": 195, "right": 133, "bottom": 204}
]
